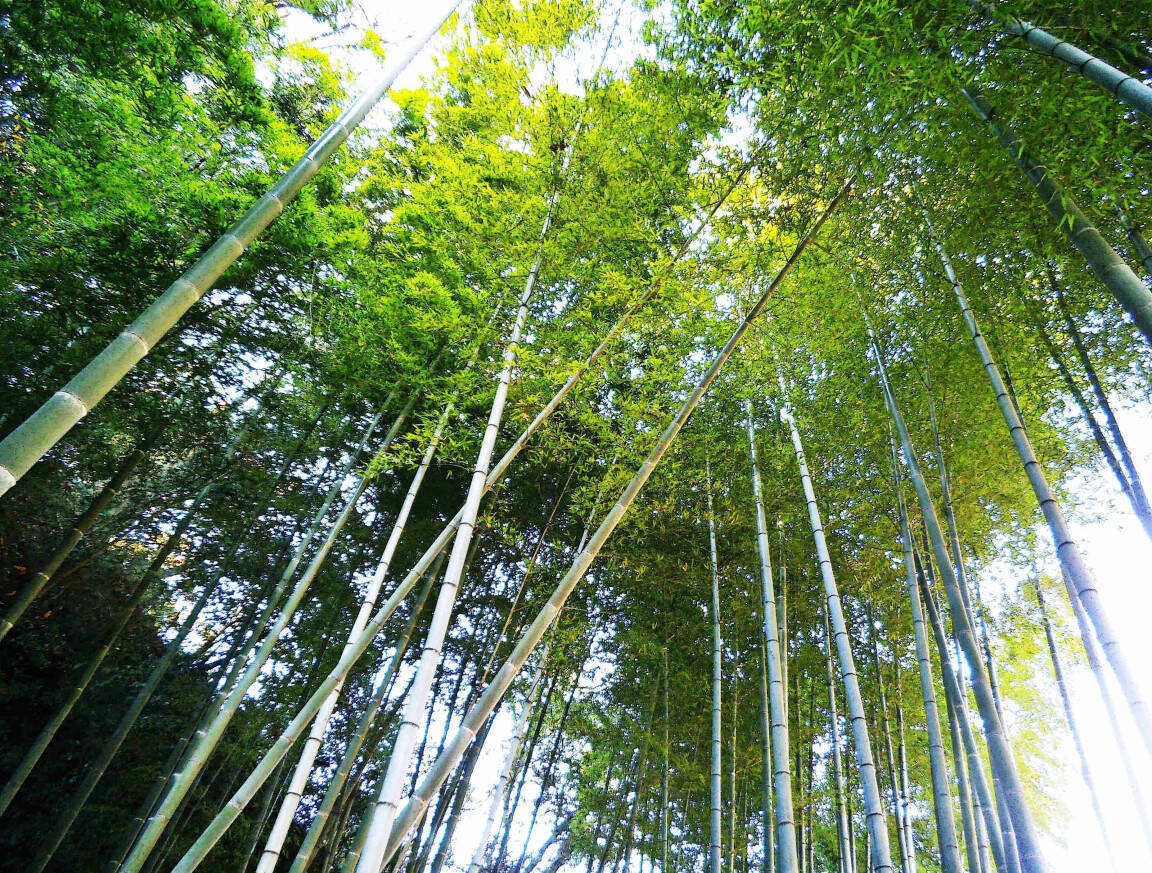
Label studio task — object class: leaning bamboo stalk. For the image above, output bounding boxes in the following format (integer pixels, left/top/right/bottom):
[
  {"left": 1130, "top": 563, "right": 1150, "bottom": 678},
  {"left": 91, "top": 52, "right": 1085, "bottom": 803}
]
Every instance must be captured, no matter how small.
[
  {"left": 241, "top": 178, "right": 854, "bottom": 873},
  {"left": 893, "top": 446, "right": 961, "bottom": 873},
  {"left": 778, "top": 386, "right": 894, "bottom": 873},
  {"left": 0, "top": 428, "right": 159, "bottom": 642},
  {"left": 744, "top": 404, "right": 800, "bottom": 873},
  {"left": 915, "top": 561, "right": 1007, "bottom": 873},
  {"left": 925, "top": 214, "right": 1152, "bottom": 756},
  {"left": 256, "top": 402, "right": 453, "bottom": 873},
  {"left": 961, "top": 87, "right": 1152, "bottom": 345},
  {"left": 870, "top": 315, "right": 1040, "bottom": 872},
  {"left": 0, "top": 0, "right": 464, "bottom": 496},
  {"left": 968, "top": 1, "right": 1152, "bottom": 118},
  {"left": 1034, "top": 583, "right": 1119, "bottom": 873},
  {"left": 118, "top": 402, "right": 409, "bottom": 873}
]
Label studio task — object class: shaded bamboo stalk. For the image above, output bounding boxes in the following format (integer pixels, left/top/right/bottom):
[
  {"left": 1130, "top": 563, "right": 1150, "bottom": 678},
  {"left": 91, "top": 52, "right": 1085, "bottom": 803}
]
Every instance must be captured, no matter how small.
[
  {"left": 118, "top": 402, "right": 406, "bottom": 872},
  {"left": 869, "top": 315, "right": 1041, "bottom": 873},
  {"left": 0, "top": 427, "right": 159, "bottom": 642}
]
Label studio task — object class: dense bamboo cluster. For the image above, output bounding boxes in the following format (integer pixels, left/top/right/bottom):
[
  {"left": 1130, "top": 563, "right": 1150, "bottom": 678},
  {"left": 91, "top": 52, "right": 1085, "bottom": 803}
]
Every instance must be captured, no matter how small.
[{"left": 2, "top": 1, "right": 1151, "bottom": 873}]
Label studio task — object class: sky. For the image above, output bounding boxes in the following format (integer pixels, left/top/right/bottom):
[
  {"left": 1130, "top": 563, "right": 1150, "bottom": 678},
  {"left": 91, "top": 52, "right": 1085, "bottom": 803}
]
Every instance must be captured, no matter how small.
[{"left": 272, "top": 1, "right": 1152, "bottom": 871}]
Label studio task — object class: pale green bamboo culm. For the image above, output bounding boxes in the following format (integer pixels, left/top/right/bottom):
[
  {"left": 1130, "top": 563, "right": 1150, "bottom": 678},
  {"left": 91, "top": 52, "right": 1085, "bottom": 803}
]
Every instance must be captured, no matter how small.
[
  {"left": 969, "top": 1, "right": 1152, "bottom": 119},
  {"left": 744, "top": 403, "right": 799, "bottom": 873},
  {"left": 961, "top": 87, "right": 1152, "bottom": 346},
  {"left": 777, "top": 370, "right": 894, "bottom": 873},
  {"left": 891, "top": 437, "right": 961, "bottom": 873},
  {"left": 0, "top": 0, "right": 464, "bottom": 498},
  {"left": 706, "top": 457, "right": 723, "bottom": 873},
  {"left": 165, "top": 175, "right": 852, "bottom": 873},
  {"left": 924, "top": 213, "right": 1152, "bottom": 758},
  {"left": 868, "top": 321, "right": 1047, "bottom": 873}
]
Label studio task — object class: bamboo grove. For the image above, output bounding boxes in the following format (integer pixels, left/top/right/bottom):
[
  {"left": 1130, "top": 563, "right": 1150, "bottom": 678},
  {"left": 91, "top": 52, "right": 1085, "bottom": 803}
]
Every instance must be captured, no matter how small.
[{"left": 1, "top": 0, "right": 1150, "bottom": 872}]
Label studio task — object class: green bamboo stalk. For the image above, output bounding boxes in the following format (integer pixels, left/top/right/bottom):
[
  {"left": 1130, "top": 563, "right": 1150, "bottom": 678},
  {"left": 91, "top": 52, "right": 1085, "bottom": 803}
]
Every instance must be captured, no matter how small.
[
  {"left": 914, "top": 561, "right": 1007, "bottom": 873},
  {"left": 893, "top": 450, "right": 961, "bottom": 873},
  {"left": 0, "top": 428, "right": 159, "bottom": 642},
  {"left": 1034, "top": 583, "right": 1119, "bottom": 873},
  {"left": 778, "top": 374, "right": 894, "bottom": 873},
  {"left": 0, "top": 1, "right": 463, "bottom": 496},
  {"left": 463, "top": 640, "right": 553, "bottom": 873},
  {"left": 745, "top": 405, "right": 800, "bottom": 873},
  {"left": 1027, "top": 305, "right": 1136, "bottom": 511},
  {"left": 925, "top": 213, "right": 1152, "bottom": 757},
  {"left": 823, "top": 609, "right": 853, "bottom": 873},
  {"left": 663, "top": 646, "right": 671, "bottom": 873},
  {"left": 969, "top": 2, "right": 1152, "bottom": 118},
  {"left": 868, "top": 613, "right": 912, "bottom": 873},
  {"left": 288, "top": 553, "right": 439, "bottom": 873},
  {"left": 962, "top": 86, "right": 1152, "bottom": 344},
  {"left": 707, "top": 456, "right": 724, "bottom": 873},
  {"left": 870, "top": 319, "right": 1039, "bottom": 872}
]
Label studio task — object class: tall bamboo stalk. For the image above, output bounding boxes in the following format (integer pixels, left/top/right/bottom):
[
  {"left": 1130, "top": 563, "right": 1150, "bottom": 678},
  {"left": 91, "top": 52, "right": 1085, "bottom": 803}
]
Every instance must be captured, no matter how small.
[
  {"left": 870, "top": 317, "right": 1041, "bottom": 872},
  {"left": 663, "top": 646, "right": 671, "bottom": 873},
  {"left": 961, "top": 87, "right": 1152, "bottom": 345},
  {"left": 824, "top": 608, "right": 853, "bottom": 873},
  {"left": 0, "top": 0, "right": 463, "bottom": 495},
  {"left": 925, "top": 214, "right": 1152, "bottom": 756},
  {"left": 893, "top": 458, "right": 961, "bottom": 873},
  {"left": 868, "top": 613, "right": 911, "bottom": 873},
  {"left": 968, "top": 1, "right": 1152, "bottom": 118},
  {"left": 288, "top": 552, "right": 442, "bottom": 873},
  {"left": 464, "top": 641, "right": 553, "bottom": 873},
  {"left": 708, "top": 457, "right": 725, "bottom": 873},
  {"left": 745, "top": 404, "right": 800, "bottom": 873},
  {"left": 778, "top": 371, "right": 894, "bottom": 873},
  {"left": 1034, "top": 583, "right": 1119, "bottom": 873}
]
